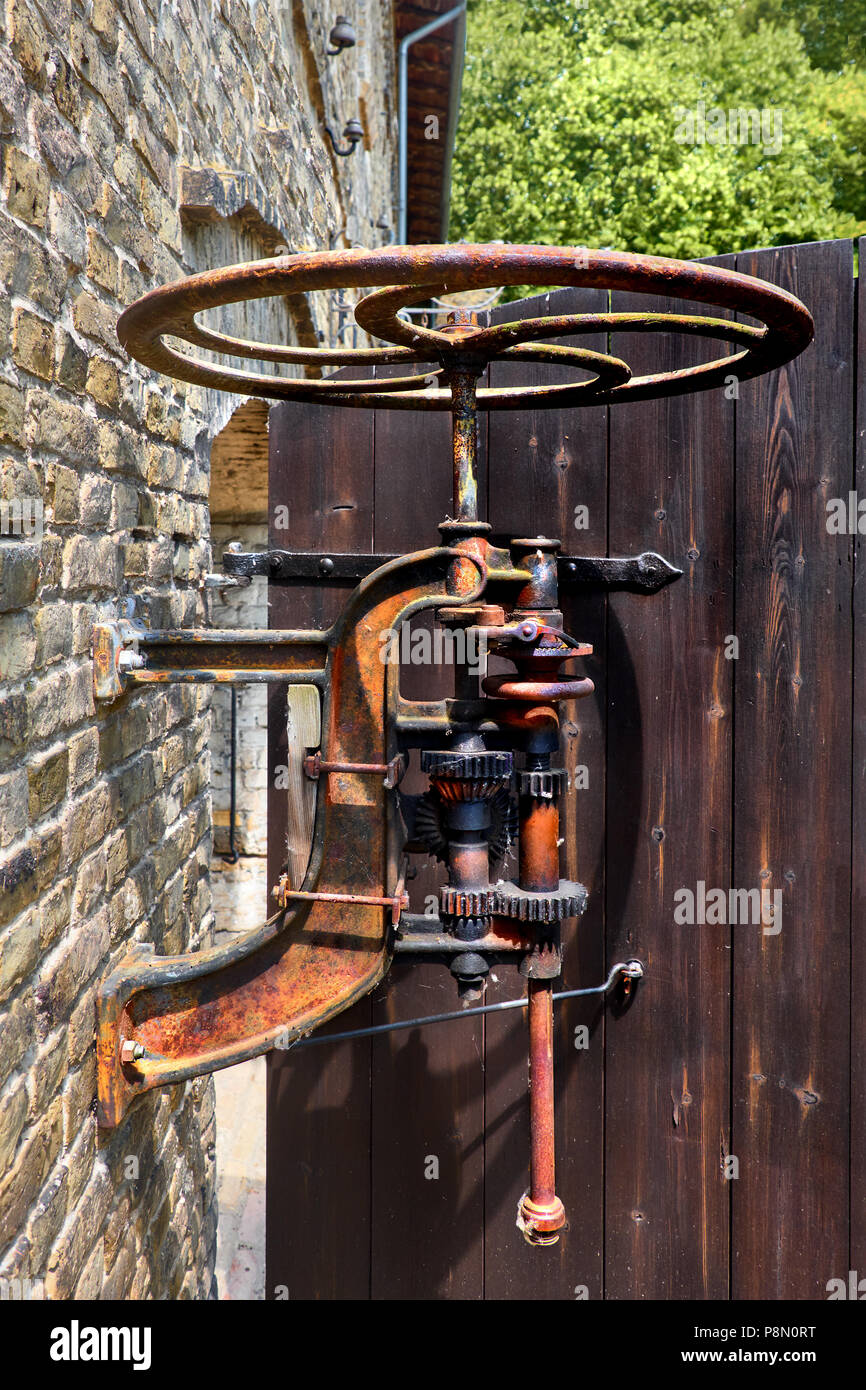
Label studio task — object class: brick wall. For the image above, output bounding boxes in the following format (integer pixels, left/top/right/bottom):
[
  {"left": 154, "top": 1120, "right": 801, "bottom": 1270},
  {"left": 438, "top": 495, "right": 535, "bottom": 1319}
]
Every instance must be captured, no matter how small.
[{"left": 0, "top": 0, "right": 397, "bottom": 1299}]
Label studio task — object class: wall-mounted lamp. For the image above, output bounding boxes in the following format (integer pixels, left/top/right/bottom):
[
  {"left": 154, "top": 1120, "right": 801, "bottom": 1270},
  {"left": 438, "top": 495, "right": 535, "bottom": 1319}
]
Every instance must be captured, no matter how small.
[
  {"left": 327, "top": 16, "right": 356, "bottom": 55},
  {"left": 325, "top": 118, "right": 364, "bottom": 156}
]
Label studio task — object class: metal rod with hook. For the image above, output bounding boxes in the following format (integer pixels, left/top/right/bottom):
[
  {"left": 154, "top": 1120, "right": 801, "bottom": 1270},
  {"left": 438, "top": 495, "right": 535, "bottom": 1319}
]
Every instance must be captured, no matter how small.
[{"left": 287, "top": 960, "right": 644, "bottom": 1050}]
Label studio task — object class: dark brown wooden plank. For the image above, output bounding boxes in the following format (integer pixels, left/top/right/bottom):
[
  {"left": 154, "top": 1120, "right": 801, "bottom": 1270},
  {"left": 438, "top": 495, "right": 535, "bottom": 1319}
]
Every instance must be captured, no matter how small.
[
  {"left": 261, "top": 246, "right": 859, "bottom": 1301},
  {"left": 853, "top": 236, "right": 866, "bottom": 1286},
  {"left": 604, "top": 262, "right": 735, "bottom": 1299},
  {"left": 368, "top": 365, "right": 487, "bottom": 1299},
  {"left": 731, "top": 241, "right": 854, "bottom": 1299},
  {"left": 265, "top": 390, "right": 377, "bottom": 1300},
  {"left": 483, "top": 287, "right": 608, "bottom": 1298}
]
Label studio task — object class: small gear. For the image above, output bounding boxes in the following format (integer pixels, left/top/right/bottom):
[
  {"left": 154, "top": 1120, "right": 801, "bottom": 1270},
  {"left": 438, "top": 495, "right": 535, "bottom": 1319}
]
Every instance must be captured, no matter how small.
[
  {"left": 440, "top": 885, "right": 497, "bottom": 917},
  {"left": 445, "top": 916, "right": 490, "bottom": 942},
  {"left": 421, "top": 749, "right": 513, "bottom": 783},
  {"left": 492, "top": 880, "right": 588, "bottom": 923},
  {"left": 516, "top": 768, "right": 568, "bottom": 800}
]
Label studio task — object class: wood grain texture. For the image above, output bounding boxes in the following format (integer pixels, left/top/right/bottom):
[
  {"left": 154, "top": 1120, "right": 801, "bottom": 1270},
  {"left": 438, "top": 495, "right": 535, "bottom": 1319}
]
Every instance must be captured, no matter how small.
[
  {"left": 265, "top": 388, "right": 376, "bottom": 1300},
  {"left": 261, "top": 241, "right": 861, "bottom": 1300},
  {"left": 605, "top": 261, "right": 735, "bottom": 1299},
  {"left": 731, "top": 241, "right": 854, "bottom": 1299},
  {"left": 852, "top": 237, "right": 866, "bottom": 1285}
]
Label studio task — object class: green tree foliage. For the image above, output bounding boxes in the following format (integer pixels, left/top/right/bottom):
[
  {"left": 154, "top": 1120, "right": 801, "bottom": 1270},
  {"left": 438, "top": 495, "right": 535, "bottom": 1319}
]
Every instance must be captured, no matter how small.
[
  {"left": 450, "top": 0, "right": 866, "bottom": 258},
  {"left": 742, "top": 0, "right": 866, "bottom": 73}
]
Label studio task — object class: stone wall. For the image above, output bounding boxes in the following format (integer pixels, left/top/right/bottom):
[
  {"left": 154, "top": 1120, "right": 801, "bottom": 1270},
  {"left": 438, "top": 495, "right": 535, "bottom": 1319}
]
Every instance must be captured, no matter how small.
[
  {"left": 0, "top": 0, "right": 397, "bottom": 1299},
  {"left": 209, "top": 524, "right": 268, "bottom": 861},
  {"left": 209, "top": 521, "right": 269, "bottom": 952}
]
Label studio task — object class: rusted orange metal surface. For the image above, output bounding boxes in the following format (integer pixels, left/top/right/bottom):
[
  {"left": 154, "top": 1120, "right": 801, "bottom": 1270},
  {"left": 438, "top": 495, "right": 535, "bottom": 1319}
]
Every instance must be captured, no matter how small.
[{"left": 519, "top": 979, "right": 566, "bottom": 1244}]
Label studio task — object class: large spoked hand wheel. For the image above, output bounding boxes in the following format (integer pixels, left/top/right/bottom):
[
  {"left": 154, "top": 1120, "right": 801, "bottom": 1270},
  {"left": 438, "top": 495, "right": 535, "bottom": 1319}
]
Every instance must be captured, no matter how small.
[{"left": 117, "top": 243, "right": 814, "bottom": 413}]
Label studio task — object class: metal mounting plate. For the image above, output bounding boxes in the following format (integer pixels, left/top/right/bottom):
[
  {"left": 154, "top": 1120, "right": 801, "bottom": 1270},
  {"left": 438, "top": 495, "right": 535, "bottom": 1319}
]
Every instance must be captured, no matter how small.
[{"left": 222, "top": 547, "right": 682, "bottom": 593}]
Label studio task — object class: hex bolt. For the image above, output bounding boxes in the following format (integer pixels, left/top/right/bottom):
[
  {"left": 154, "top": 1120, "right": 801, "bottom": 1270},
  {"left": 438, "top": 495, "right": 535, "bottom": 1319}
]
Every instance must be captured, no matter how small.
[
  {"left": 117, "top": 650, "right": 145, "bottom": 672},
  {"left": 120, "top": 1040, "right": 145, "bottom": 1065}
]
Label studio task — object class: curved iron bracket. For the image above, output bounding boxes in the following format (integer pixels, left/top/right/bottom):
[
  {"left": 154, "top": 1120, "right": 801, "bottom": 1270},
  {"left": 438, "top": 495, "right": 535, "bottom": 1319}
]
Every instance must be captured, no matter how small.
[{"left": 96, "top": 547, "right": 486, "bottom": 1127}]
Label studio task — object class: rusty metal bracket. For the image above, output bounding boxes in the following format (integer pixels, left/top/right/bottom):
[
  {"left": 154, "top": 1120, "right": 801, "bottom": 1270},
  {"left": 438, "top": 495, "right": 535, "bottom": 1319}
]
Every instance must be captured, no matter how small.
[
  {"left": 95, "top": 545, "right": 488, "bottom": 1126},
  {"left": 91, "top": 623, "right": 331, "bottom": 701},
  {"left": 223, "top": 547, "right": 682, "bottom": 594},
  {"left": 91, "top": 613, "right": 145, "bottom": 701},
  {"left": 558, "top": 551, "right": 682, "bottom": 592}
]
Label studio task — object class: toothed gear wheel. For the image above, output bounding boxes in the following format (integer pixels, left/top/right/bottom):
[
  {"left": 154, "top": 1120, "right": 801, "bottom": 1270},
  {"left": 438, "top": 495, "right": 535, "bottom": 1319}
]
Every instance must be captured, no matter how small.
[
  {"left": 435, "top": 779, "right": 509, "bottom": 803},
  {"left": 421, "top": 750, "right": 513, "bottom": 783},
  {"left": 413, "top": 792, "right": 448, "bottom": 862},
  {"left": 488, "top": 787, "right": 519, "bottom": 866},
  {"left": 440, "top": 885, "right": 497, "bottom": 917},
  {"left": 492, "top": 880, "right": 588, "bottom": 922},
  {"left": 517, "top": 768, "right": 568, "bottom": 799},
  {"left": 442, "top": 916, "right": 490, "bottom": 941}
]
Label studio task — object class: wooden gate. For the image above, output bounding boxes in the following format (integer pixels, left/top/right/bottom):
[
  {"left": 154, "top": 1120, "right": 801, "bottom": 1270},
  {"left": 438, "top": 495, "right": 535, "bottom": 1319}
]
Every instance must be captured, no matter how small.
[{"left": 265, "top": 237, "right": 863, "bottom": 1300}]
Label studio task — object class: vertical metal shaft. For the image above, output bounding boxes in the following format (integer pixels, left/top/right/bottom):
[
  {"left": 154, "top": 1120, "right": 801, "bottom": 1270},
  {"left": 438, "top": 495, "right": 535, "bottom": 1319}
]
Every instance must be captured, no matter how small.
[
  {"left": 518, "top": 794, "right": 559, "bottom": 893},
  {"left": 450, "top": 367, "right": 479, "bottom": 522},
  {"left": 517, "top": 752, "right": 567, "bottom": 1244},
  {"left": 527, "top": 979, "right": 560, "bottom": 1207},
  {"left": 519, "top": 978, "right": 567, "bottom": 1244}
]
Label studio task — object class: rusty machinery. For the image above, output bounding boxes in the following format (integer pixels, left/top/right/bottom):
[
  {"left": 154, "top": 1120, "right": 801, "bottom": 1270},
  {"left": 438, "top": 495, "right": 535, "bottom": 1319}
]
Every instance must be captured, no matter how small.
[{"left": 93, "top": 245, "right": 812, "bottom": 1246}]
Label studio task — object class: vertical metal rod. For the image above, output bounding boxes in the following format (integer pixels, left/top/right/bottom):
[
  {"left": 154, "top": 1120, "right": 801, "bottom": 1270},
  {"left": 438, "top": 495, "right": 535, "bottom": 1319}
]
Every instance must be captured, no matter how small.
[
  {"left": 222, "top": 687, "right": 240, "bottom": 865},
  {"left": 517, "top": 748, "right": 567, "bottom": 1244},
  {"left": 528, "top": 981, "right": 558, "bottom": 1192},
  {"left": 518, "top": 795, "right": 559, "bottom": 893},
  {"left": 520, "top": 979, "right": 567, "bottom": 1244},
  {"left": 450, "top": 368, "right": 479, "bottom": 522}
]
